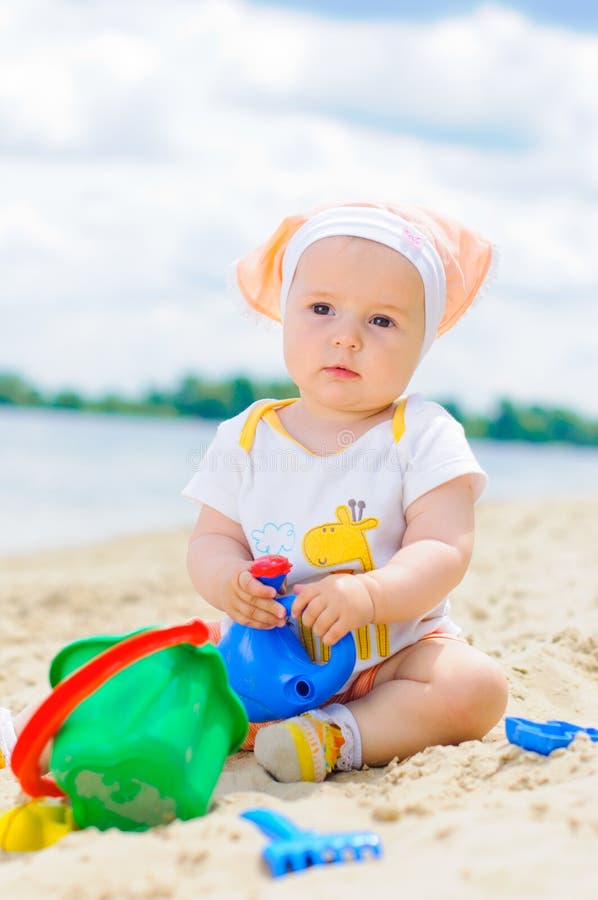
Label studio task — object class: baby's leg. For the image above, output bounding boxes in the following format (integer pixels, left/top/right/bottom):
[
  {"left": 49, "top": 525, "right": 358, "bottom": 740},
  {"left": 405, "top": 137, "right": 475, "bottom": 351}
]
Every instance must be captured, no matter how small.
[{"left": 349, "top": 637, "right": 508, "bottom": 766}]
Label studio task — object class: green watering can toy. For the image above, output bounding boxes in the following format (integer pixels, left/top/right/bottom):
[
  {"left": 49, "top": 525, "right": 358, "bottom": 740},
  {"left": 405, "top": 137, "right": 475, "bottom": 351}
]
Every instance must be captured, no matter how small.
[{"left": 7, "top": 620, "right": 248, "bottom": 845}]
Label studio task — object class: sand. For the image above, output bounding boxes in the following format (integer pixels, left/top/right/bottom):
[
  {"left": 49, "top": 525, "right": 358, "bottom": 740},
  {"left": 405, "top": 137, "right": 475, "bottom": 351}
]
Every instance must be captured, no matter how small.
[{"left": 1, "top": 499, "right": 598, "bottom": 899}]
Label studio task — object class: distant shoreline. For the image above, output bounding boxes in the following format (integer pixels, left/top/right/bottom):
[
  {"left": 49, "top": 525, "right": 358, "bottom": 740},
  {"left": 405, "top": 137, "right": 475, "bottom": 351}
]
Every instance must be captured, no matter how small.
[{"left": 1, "top": 370, "right": 597, "bottom": 446}]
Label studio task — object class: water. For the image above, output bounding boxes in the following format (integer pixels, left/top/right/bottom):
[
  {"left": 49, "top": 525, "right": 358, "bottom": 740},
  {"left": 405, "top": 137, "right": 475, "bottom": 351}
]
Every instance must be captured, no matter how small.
[
  {"left": 471, "top": 438, "right": 598, "bottom": 501},
  {"left": 1, "top": 406, "right": 597, "bottom": 553},
  {"left": 0, "top": 406, "right": 217, "bottom": 554}
]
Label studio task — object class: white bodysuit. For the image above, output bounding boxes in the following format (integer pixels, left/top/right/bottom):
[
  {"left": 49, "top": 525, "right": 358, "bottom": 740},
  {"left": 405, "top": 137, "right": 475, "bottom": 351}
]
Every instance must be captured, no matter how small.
[{"left": 182, "top": 395, "right": 487, "bottom": 689}]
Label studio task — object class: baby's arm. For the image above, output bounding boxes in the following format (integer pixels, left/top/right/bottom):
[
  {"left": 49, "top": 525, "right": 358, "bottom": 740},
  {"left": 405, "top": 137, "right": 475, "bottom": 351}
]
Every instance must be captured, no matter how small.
[
  {"left": 187, "top": 505, "right": 287, "bottom": 629},
  {"left": 361, "top": 473, "right": 475, "bottom": 623},
  {"left": 292, "top": 474, "right": 475, "bottom": 645}
]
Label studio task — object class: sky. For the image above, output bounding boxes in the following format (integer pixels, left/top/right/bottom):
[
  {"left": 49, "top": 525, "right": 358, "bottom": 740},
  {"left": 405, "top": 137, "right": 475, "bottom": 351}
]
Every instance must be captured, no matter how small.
[{"left": 1, "top": 0, "right": 597, "bottom": 416}]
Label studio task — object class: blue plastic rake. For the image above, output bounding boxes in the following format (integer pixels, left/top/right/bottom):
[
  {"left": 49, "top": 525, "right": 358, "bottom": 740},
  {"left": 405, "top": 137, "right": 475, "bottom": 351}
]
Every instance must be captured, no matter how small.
[{"left": 241, "top": 807, "right": 383, "bottom": 878}]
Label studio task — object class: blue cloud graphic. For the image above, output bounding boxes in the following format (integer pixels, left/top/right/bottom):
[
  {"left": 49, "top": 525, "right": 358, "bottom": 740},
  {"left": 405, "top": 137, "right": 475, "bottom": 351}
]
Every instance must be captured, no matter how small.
[{"left": 251, "top": 522, "right": 295, "bottom": 555}]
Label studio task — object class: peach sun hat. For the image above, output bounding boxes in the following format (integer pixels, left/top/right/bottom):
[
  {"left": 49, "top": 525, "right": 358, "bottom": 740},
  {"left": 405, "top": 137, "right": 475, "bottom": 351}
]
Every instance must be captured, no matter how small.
[{"left": 235, "top": 201, "right": 494, "bottom": 361}]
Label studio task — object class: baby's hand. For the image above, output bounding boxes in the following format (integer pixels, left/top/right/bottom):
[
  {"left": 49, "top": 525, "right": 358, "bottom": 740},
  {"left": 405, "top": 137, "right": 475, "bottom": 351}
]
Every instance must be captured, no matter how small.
[
  {"left": 221, "top": 563, "right": 288, "bottom": 629},
  {"left": 291, "top": 573, "right": 375, "bottom": 646}
]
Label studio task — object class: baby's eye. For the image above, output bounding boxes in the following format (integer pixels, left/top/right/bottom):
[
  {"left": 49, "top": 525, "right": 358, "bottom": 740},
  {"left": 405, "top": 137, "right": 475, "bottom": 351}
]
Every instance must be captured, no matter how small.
[
  {"left": 370, "top": 315, "right": 394, "bottom": 328},
  {"left": 312, "top": 303, "right": 333, "bottom": 315}
]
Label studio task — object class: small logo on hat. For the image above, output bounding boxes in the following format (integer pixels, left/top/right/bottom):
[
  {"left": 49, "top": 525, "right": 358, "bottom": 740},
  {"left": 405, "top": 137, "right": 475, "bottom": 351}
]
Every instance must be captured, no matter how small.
[{"left": 403, "top": 227, "right": 423, "bottom": 248}]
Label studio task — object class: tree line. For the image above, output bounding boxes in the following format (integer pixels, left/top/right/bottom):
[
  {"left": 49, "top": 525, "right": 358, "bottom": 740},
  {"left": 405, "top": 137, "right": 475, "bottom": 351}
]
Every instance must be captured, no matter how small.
[{"left": 1, "top": 371, "right": 597, "bottom": 446}]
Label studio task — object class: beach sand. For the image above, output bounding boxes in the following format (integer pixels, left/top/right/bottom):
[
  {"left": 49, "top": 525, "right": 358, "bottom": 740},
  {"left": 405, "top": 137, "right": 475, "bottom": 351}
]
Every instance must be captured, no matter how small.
[{"left": 1, "top": 499, "right": 597, "bottom": 898}]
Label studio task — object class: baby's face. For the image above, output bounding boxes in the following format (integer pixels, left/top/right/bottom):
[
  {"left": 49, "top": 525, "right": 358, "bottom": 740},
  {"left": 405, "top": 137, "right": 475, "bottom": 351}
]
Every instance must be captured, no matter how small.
[{"left": 283, "top": 236, "right": 425, "bottom": 417}]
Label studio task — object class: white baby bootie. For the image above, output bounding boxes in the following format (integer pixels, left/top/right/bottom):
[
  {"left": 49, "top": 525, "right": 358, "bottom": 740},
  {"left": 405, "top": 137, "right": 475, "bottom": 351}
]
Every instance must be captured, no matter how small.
[
  {"left": 254, "top": 704, "right": 362, "bottom": 783},
  {"left": 0, "top": 707, "right": 17, "bottom": 769}
]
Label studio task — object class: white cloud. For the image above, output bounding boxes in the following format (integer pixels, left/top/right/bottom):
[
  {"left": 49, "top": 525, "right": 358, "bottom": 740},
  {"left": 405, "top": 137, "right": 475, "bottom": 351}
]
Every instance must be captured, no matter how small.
[{"left": 0, "top": 0, "right": 597, "bottom": 415}]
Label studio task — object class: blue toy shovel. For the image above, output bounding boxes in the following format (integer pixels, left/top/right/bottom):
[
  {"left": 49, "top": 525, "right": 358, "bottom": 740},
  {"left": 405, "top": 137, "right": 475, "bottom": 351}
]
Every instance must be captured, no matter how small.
[
  {"left": 241, "top": 807, "right": 382, "bottom": 877},
  {"left": 505, "top": 716, "right": 598, "bottom": 755}
]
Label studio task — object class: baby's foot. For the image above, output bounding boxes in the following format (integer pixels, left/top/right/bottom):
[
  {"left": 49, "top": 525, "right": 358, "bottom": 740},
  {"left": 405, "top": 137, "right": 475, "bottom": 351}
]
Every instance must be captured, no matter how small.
[
  {"left": 0, "top": 707, "right": 17, "bottom": 769},
  {"left": 254, "top": 710, "right": 346, "bottom": 782}
]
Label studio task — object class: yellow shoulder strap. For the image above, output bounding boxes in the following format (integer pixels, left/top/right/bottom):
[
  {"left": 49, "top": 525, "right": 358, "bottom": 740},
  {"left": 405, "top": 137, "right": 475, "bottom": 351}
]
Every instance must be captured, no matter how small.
[
  {"left": 391, "top": 397, "right": 408, "bottom": 443},
  {"left": 238, "top": 398, "right": 298, "bottom": 452}
]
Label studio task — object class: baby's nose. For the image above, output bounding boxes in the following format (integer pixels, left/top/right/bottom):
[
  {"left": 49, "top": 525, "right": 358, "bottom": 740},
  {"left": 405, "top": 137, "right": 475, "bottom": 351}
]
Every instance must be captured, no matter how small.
[{"left": 332, "top": 321, "right": 362, "bottom": 350}]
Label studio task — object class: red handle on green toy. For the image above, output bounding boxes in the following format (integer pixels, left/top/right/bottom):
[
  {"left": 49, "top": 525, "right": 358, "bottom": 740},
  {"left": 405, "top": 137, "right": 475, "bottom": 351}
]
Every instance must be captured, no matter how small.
[{"left": 11, "top": 619, "right": 209, "bottom": 799}]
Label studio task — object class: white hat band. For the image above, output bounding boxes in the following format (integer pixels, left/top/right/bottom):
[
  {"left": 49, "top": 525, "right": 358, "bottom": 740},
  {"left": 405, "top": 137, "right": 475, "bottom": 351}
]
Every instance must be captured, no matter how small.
[{"left": 280, "top": 206, "right": 446, "bottom": 360}]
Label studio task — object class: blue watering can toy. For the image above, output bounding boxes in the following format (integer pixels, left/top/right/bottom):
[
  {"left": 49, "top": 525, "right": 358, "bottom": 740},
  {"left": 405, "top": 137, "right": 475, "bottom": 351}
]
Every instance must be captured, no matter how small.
[{"left": 218, "top": 556, "right": 356, "bottom": 721}]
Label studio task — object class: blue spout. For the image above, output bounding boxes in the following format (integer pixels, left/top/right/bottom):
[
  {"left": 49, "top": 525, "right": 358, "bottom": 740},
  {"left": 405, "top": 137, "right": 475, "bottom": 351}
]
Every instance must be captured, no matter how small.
[{"left": 257, "top": 572, "right": 287, "bottom": 594}]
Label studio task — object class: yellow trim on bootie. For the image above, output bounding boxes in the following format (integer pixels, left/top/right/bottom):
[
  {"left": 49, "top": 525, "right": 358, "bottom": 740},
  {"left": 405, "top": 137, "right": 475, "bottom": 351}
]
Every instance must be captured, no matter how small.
[{"left": 286, "top": 720, "right": 316, "bottom": 782}]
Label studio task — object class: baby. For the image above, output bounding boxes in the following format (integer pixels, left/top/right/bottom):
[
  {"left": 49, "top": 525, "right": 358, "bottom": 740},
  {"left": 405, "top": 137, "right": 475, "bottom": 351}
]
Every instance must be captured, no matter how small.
[
  {"left": 182, "top": 202, "right": 508, "bottom": 782},
  {"left": 0, "top": 202, "right": 508, "bottom": 785}
]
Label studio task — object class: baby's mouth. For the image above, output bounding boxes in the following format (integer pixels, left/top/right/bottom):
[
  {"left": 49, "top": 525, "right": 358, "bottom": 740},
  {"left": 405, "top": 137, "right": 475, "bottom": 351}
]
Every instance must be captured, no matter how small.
[{"left": 323, "top": 365, "right": 359, "bottom": 378}]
